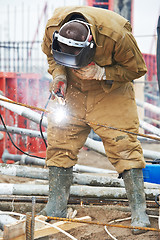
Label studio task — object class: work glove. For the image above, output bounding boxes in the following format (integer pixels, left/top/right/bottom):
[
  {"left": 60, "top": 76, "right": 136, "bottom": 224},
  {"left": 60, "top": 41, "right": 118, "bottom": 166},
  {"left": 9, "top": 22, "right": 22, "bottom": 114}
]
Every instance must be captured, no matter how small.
[
  {"left": 72, "top": 63, "right": 106, "bottom": 80},
  {"left": 49, "top": 75, "right": 67, "bottom": 97}
]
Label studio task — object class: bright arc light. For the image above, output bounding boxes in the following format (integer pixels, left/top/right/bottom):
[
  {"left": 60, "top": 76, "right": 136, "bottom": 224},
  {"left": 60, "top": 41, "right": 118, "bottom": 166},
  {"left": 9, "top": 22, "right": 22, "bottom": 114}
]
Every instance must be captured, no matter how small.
[{"left": 54, "top": 106, "right": 67, "bottom": 124}]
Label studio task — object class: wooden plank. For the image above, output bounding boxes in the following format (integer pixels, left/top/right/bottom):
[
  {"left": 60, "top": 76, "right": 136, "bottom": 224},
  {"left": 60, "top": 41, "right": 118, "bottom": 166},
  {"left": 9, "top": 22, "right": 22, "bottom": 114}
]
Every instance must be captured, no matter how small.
[
  {"left": 3, "top": 220, "right": 25, "bottom": 240},
  {"left": 34, "top": 216, "right": 91, "bottom": 239},
  {"left": 2, "top": 216, "right": 46, "bottom": 240},
  {"left": 2, "top": 216, "right": 91, "bottom": 240}
]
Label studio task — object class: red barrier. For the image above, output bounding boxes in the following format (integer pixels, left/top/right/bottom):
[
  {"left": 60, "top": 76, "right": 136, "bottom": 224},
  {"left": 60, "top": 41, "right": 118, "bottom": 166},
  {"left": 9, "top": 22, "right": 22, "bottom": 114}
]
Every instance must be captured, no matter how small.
[
  {"left": 142, "top": 54, "right": 157, "bottom": 82},
  {"left": 87, "top": 0, "right": 113, "bottom": 10},
  {"left": 0, "top": 72, "right": 50, "bottom": 162}
]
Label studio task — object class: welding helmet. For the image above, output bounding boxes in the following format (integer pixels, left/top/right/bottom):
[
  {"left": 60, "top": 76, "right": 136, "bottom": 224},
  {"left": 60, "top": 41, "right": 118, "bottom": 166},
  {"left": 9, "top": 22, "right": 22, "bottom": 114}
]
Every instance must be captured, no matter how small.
[{"left": 52, "top": 20, "right": 96, "bottom": 69}]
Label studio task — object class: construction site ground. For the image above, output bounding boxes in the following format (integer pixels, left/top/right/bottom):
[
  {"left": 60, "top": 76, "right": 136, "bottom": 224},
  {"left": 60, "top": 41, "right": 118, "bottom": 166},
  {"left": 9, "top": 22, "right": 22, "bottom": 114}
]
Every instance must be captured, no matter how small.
[{"left": 0, "top": 141, "right": 159, "bottom": 240}]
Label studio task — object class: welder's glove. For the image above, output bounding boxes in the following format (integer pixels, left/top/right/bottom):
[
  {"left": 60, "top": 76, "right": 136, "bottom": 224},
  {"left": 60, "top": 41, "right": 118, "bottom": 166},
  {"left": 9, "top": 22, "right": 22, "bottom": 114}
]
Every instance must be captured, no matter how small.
[
  {"left": 72, "top": 63, "right": 106, "bottom": 80},
  {"left": 49, "top": 75, "right": 67, "bottom": 97}
]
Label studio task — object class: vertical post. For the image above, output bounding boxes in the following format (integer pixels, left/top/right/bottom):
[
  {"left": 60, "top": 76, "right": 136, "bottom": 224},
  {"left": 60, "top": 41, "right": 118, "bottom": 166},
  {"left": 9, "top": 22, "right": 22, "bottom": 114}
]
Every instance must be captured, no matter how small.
[
  {"left": 157, "top": 16, "right": 160, "bottom": 95},
  {"left": 21, "top": 2, "right": 24, "bottom": 72},
  {"left": 26, "top": 197, "right": 36, "bottom": 240},
  {"left": 31, "top": 196, "right": 36, "bottom": 239},
  {"left": 17, "top": 42, "right": 20, "bottom": 72},
  {"left": 14, "top": 6, "right": 17, "bottom": 42}
]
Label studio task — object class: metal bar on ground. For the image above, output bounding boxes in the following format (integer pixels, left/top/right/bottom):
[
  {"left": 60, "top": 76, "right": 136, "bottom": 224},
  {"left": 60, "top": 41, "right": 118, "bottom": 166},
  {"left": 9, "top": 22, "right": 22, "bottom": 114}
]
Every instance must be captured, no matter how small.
[
  {"left": 1, "top": 150, "right": 116, "bottom": 174},
  {"left": 0, "top": 183, "right": 159, "bottom": 200},
  {"left": 0, "top": 164, "right": 159, "bottom": 189}
]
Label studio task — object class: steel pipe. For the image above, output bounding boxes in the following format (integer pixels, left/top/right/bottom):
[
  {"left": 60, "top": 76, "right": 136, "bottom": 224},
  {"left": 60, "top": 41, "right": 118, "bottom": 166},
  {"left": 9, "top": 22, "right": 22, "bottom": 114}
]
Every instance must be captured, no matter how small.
[
  {"left": 1, "top": 149, "right": 116, "bottom": 174},
  {"left": 144, "top": 92, "right": 160, "bottom": 101},
  {"left": 139, "top": 119, "right": 160, "bottom": 136},
  {"left": 1, "top": 95, "right": 160, "bottom": 139},
  {"left": 143, "top": 149, "right": 160, "bottom": 160},
  {"left": 0, "top": 183, "right": 158, "bottom": 200},
  {"left": 85, "top": 137, "right": 105, "bottom": 155},
  {"left": 144, "top": 117, "right": 160, "bottom": 126},
  {"left": 0, "top": 163, "right": 48, "bottom": 180},
  {"left": 0, "top": 95, "right": 47, "bottom": 127},
  {"left": 2, "top": 150, "right": 45, "bottom": 166},
  {"left": 0, "top": 125, "right": 157, "bottom": 143},
  {"left": 2, "top": 135, "right": 160, "bottom": 170},
  {"left": 0, "top": 164, "right": 119, "bottom": 186},
  {"left": 85, "top": 137, "right": 160, "bottom": 160},
  {"left": 136, "top": 99, "right": 160, "bottom": 115},
  {"left": 74, "top": 164, "right": 115, "bottom": 174},
  {"left": 0, "top": 183, "right": 48, "bottom": 196},
  {"left": 70, "top": 185, "right": 159, "bottom": 200},
  {"left": 73, "top": 172, "right": 159, "bottom": 189},
  {"left": 0, "top": 125, "right": 47, "bottom": 139},
  {"left": 0, "top": 164, "right": 158, "bottom": 190}
]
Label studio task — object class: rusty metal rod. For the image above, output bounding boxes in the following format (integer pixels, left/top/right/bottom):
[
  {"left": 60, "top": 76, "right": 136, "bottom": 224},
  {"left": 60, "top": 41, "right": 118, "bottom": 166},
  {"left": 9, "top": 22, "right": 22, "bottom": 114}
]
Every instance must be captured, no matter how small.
[
  {"left": 47, "top": 216, "right": 160, "bottom": 232},
  {"left": 0, "top": 196, "right": 158, "bottom": 208}
]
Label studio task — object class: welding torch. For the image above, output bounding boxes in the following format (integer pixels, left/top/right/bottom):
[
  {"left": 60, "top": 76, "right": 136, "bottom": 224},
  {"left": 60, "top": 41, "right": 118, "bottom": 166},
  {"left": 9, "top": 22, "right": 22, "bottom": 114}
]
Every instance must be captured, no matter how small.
[{"left": 51, "top": 90, "right": 66, "bottom": 106}]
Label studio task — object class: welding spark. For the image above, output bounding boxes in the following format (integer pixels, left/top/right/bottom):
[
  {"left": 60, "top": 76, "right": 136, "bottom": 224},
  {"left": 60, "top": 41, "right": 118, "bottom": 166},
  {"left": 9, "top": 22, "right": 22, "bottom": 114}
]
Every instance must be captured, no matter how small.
[
  {"left": 55, "top": 107, "right": 67, "bottom": 123},
  {"left": 50, "top": 105, "right": 68, "bottom": 125}
]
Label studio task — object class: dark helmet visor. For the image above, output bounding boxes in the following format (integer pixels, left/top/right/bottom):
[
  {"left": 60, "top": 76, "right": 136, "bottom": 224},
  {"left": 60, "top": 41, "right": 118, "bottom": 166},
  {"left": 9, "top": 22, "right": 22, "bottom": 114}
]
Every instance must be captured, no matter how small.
[{"left": 52, "top": 31, "right": 96, "bottom": 69}]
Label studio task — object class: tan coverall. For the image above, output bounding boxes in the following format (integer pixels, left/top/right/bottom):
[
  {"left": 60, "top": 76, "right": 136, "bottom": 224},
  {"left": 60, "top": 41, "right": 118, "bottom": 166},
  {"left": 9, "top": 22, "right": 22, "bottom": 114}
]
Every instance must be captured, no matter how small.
[{"left": 42, "top": 6, "right": 147, "bottom": 174}]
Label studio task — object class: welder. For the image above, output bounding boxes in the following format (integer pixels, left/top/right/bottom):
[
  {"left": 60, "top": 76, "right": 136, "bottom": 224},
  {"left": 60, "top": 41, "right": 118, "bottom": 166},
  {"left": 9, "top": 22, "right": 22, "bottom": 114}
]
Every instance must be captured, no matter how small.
[{"left": 40, "top": 6, "right": 150, "bottom": 234}]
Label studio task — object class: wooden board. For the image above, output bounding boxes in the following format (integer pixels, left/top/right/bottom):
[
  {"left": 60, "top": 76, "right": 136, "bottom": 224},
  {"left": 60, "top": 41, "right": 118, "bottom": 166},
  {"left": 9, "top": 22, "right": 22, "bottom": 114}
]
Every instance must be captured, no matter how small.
[
  {"left": 1, "top": 215, "right": 91, "bottom": 240},
  {"left": 3, "top": 219, "right": 25, "bottom": 240}
]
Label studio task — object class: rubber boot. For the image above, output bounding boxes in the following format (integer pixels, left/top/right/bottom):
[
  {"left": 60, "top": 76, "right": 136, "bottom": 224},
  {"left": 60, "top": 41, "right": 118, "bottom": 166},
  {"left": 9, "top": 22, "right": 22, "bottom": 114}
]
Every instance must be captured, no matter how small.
[
  {"left": 39, "top": 166, "right": 73, "bottom": 217},
  {"left": 122, "top": 168, "right": 150, "bottom": 234}
]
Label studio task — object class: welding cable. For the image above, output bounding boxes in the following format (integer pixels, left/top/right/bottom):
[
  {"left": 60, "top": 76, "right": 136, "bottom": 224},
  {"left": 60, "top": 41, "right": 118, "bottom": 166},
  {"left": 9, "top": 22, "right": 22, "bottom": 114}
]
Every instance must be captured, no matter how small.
[
  {"left": 0, "top": 113, "right": 45, "bottom": 159},
  {"left": 39, "top": 113, "right": 47, "bottom": 148},
  {"left": 71, "top": 115, "right": 160, "bottom": 142},
  {"left": 0, "top": 211, "right": 78, "bottom": 240},
  {"left": 39, "top": 92, "right": 52, "bottom": 149}
]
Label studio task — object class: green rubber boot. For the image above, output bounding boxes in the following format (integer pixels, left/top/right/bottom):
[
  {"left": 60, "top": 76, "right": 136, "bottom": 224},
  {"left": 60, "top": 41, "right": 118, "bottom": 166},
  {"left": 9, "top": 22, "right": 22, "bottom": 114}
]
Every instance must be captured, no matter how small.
[
  {"left": 122, "top": 168, "right": 150, "bottom": 234},
  {"left": 39, "top": 166, "right": 73, "bottom": 217}
]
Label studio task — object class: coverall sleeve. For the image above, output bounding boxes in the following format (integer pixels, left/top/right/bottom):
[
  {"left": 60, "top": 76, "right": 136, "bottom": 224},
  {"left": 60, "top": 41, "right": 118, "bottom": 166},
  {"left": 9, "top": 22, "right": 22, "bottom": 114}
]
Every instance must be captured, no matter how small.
[
  {"left": 105, "top": 31, "right": 147, "bottom": 82},
  {"left": 41, "top": 27, "right": 67, "bottom": 79}
]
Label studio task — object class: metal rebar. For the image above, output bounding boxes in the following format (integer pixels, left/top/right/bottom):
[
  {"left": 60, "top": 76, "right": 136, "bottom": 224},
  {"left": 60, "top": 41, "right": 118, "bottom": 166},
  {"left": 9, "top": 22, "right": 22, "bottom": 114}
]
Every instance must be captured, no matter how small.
[
  {"left": 31, "top": 197, "right": 36, "bottom": 239},
  {"left": 26, "top": 212, "right": 32, "bottom": 240},
  {"left": 47, "top": 216, "right": 160, "bottom": 232}
]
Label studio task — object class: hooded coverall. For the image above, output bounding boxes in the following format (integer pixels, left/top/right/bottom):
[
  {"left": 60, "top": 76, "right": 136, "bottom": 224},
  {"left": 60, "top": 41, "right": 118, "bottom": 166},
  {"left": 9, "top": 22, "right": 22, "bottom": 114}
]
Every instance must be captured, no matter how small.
[{"left": 42, "top": 6, "right": 147, "bottom": 174}]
